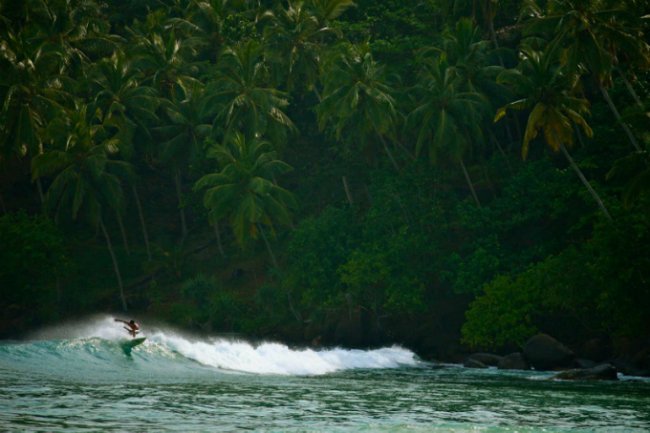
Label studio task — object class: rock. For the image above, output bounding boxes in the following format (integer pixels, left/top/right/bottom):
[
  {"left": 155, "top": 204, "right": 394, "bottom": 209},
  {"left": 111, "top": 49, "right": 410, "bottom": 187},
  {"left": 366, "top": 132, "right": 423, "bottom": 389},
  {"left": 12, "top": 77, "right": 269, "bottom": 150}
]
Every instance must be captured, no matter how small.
[
  {"left": 632, "top": 347, "right": 650, "bottom": 372},
  {"left": 580, "top": 337, "right": 612, "bottom": 362},
  {"left": 463, "top": 358, "right": 488, "bottom": 369},
  {"left": 523, "top": 333, "right": 575, "bottom": 371},
  {"left": 467, "top": 353, "right": 503, "bottom": 367},
  {"left": 553, "top": 364, "right": 618, "bottom": 381},
  {"left": 610, "top": 339, "right": 650, "bottom": 377},
  {"left": 498, "top": 352, "right": 530, "bottom": 370}
]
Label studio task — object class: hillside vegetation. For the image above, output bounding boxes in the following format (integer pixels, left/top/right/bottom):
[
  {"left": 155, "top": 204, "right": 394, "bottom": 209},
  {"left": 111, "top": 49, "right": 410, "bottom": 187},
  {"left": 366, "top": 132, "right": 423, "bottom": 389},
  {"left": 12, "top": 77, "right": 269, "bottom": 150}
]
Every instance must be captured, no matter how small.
[{"left": 1, "top": 0, "right": 649, "bottom": 360}]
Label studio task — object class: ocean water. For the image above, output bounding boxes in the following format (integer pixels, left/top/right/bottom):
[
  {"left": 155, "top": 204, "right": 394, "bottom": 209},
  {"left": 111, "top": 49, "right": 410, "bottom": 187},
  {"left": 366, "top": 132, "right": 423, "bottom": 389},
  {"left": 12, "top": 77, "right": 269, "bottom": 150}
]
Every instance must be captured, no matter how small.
[{"left": 1, "top": 316, "right": 649, "bottom": 432}]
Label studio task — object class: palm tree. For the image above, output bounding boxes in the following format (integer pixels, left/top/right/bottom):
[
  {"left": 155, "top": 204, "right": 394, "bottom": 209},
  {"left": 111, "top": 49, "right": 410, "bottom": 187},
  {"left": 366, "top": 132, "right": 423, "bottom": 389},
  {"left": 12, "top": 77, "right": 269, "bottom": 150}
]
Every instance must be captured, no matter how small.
[
  {"left": 495, "top": 47, "right": 612, "bottom": 220},
  {"left": 193, "top": 132, "right": 296, "bottom": 267},
  {"left": 31, "top": 102, "right": 133, "bottom": 310},
  {"left": 316, "top": 42, "right": 402, "bottom": 171},
  {"left": 309, "top": 0, "right": 357, "bottom": 24},
  {"left": 0, "top": 0, "right": 119, "bottom": 204},
  {"left": 441, "top": 18, "right": 509, "bottom": 107},
  {"left": 477, "top": 0, "right": 503, "bottom": 55},
  {"left": 407, "top": 54, "right": 486, "bottom": 206},
  {"left": 521, "top": 0, "right": 650, "bottom": 151},
  {"left": 260, "top": 0, "right": 343, "bottom": 94},
  {"left": 155, "top": 85, "right": 212, "bottom": 242},
  {"left": 89, "top": 51, "right": 160, "bottom": 141},
  {"left": 181, "top": 0, "right": 229, "bottom": 61},
  {"left": 0, "top": 26, "right": 72, "bottom": 205},
  {"left": 128, "top": 20, "right": 203, "bottom": 101},
  {"left": 440, "top": 17, "right": 517, "bottom": 151},
  {"left": 202, "top": 40, "right": 296, "bottom": 145},
  {"left": 88, "top": 50, "right": 161, "bottom": 260}
]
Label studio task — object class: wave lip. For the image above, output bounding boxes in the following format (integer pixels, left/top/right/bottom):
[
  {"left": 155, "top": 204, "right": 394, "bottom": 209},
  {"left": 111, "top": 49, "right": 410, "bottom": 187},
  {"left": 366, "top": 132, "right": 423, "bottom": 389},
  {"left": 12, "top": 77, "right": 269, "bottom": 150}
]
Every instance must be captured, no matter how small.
[
  {"left": 153, "top": 332, "right": 420, "bottom": 375},
  {"left": 5, "top": 316, "right": 421, "bottom": 377}
]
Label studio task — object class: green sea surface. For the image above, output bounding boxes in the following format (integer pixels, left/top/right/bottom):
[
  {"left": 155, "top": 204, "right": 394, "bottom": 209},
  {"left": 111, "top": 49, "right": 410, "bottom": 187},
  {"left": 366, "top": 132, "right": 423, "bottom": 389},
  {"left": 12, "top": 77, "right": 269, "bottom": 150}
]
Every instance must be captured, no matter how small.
[{"left": 1, "top": 317, "right": 648, "bottom": 432}]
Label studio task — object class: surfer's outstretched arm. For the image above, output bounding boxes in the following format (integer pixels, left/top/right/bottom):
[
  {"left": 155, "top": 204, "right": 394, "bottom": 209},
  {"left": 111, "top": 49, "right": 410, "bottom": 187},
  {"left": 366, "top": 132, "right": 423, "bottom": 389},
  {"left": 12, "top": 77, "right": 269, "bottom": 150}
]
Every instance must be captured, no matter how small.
[{"left": 115, "top": 318, "right": 140, "bottom": 338}]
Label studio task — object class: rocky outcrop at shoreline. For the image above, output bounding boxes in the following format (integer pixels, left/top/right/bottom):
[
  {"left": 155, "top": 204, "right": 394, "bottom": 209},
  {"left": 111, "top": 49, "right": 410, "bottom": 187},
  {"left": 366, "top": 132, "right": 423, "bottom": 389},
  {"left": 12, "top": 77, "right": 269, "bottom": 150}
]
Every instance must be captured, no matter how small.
[{"left": 461, "top": 333, "right": 649, "bottom": 380}]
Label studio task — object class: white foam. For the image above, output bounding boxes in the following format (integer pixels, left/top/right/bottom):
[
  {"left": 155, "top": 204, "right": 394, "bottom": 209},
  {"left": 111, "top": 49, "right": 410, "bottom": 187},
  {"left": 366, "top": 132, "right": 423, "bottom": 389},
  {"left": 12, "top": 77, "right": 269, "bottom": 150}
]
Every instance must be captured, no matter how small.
[
  {"left": 28, "top": 315, "right": 421, "bottom": 375},
  {"left": 151, "top": 331, "right": 419, "bottom": 375}
]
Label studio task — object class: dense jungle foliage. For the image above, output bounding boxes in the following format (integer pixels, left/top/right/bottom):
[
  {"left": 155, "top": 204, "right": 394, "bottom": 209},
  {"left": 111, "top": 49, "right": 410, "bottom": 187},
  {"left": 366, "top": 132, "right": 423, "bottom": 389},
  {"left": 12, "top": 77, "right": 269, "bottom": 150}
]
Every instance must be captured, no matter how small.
[{"left": 1, "top": 0, "right": 649, "bottom": 360}]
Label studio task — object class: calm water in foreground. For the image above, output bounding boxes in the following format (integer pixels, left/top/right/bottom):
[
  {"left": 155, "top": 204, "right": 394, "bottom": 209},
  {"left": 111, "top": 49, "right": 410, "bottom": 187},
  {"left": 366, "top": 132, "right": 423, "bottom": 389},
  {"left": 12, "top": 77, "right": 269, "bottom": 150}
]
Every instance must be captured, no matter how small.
[{"left": 1, "top": 316, "right": 649, "bottom": 432}]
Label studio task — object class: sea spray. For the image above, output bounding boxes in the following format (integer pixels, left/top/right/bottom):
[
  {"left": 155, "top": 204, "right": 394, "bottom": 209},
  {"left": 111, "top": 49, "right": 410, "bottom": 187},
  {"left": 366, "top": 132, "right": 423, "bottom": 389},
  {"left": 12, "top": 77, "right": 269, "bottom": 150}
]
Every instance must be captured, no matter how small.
[
  {"left": 28, "top": 314, "right": 131, "bottom": 341},
  {"left": 12, "top": 315, "right": 421, "bottom": 376},
  {"left": 151, "top": 331, "right": 419, "bottom": 375},
  {"left": 3, "top": 319, "right": 650, "bottom": 432}
]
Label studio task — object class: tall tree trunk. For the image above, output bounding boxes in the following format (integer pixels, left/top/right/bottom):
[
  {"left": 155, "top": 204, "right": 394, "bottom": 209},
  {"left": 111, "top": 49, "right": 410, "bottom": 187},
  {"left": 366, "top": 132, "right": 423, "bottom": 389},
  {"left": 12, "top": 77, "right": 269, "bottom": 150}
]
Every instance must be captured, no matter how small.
[
  {"left": 484, "top": 1, "right": 502, "bottom": 65},
  {"left": 491, "top": 135, "right": 513, "bottom": 174},
  {"left": 459, "top": 158, "right": 481, "bottom": 207},
  {"left": 36, "top": 177, "right": 45, "bottom": 212},
  {"left": 484, "top": 3, "right": 521, "bottom": 147},
  {"left": 174, "top": 170, "right": 188, "bottom": 242},
  {"left": 599, "top": 83, "right": 641, "bottom": 152},
  {"left": 342, "top": 176, "right": 354, "bottom": 205},
  {"left": 378, "top": 133, "right": 400, "bottom": 172},
  {"left": 257, "top": 223, "right": 278, "bottom": 268},
  {"left": 616, "top": 67, "right": 644, "bottom": 110},
  {"left": 558, "top": 142, "right": 612, "bottom": 221},
  {"left": 132, "top": 185, "right": 152, "bottom": 262},
  {"left": 116, "top": 211, "right": 130, "bottom": 255},
  {"left": 574, "top": 124, "right": 588, "bottom": 149},
  {"left": 395, "top": 139, "right": 416, "bottom": 161},
  {"left": 213, "top": 221, "right": 225, "bottom": 258},
  {"left": 0, "top": 191, "right": 6, "bottom": 214},
  {"left": 257, "top": 223, "right": 301, "bottom": 322},
  {"left": 100, "top": 216, "right": 128, "bottom": 311}
]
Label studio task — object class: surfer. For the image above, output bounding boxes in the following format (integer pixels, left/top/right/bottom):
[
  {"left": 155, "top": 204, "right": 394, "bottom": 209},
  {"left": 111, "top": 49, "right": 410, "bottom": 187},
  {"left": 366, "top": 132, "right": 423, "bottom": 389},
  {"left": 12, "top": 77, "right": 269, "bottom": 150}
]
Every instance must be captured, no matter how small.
[{"left": 114, "top": 318, "right": 140, "bottom": 338}]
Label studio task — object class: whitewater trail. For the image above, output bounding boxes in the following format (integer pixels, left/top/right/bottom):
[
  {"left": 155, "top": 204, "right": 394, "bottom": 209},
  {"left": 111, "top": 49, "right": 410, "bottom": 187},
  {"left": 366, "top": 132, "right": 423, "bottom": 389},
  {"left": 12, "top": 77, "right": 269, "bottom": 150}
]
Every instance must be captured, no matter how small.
[{"left": 16, "top": 315, "right": 420, "bottom": 376}]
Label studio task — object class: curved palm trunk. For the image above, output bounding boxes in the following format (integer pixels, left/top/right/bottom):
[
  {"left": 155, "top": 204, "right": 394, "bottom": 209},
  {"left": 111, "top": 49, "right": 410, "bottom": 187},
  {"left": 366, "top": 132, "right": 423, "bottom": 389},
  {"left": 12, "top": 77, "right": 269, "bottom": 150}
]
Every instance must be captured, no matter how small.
[
  {"left": 116, "top": 211, "right": 130, "bottom": 255},
  {"left": 258, "top": 222, "right": 302, "bottom": 322},
  {"left": 616, "top": 67, "right": 644, "bottom": 110},
  {"left": 558, "top": 142, "right": 613, "bottom": 221},
  {"left": 36, "top": 178, "right": 45, "bottom": 212},
  {"left": 378, "top": 134, "right": 400, "bottom": 172},
  {"left": 132, "top": 185, "right": 152, "bottom": 261},
  {"left": 257, "top": 223, "right": 278, "bottom": 268},
  {"left": 213, "top": 221, "right": 225, "bottom": 258},
  {"left": 175, "top": 170, "right": 189, "bottom": 242},
  {"left": 342, "top": 176, "right": 354, "bottom": 205},
  {"left": 484, "top": 9, "right": 521, "bottom": 147},
  {"left": 100, "top": 216, "right": 128, "bottom": 311},
  {"left": 258, "top": 223, "right": 302, "bottom": 323},
  {"left": 599, "top": 83, "right": 641, "bottom": 152},
  {"left": 460, "top": 158, "right": 482, "bottom": 207}
]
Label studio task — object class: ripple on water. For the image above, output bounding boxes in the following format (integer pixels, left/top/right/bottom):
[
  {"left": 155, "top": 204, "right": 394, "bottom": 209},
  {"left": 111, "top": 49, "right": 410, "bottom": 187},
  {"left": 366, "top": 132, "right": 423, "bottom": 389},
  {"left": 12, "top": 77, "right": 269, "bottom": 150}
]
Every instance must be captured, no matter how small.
[{"left": 1, "top": 336, "right": 649, "bottom": 432}]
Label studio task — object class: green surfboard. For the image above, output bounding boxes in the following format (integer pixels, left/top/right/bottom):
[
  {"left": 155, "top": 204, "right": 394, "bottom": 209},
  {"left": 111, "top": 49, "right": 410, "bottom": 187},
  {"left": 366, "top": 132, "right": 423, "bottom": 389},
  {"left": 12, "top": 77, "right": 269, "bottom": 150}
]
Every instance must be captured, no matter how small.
[{"left": 120, "top": 337, "right": 146, "bottom": 354}]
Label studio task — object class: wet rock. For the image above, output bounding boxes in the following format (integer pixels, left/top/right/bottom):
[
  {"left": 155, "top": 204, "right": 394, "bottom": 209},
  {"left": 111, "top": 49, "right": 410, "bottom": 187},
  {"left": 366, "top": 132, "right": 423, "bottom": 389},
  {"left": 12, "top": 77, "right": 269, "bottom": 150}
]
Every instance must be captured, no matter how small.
[
  {"left": 553, "top": 364, "right": 618, "bottom": 381},
  {"left": 467, "top": 353, "right": 503, "bottom": 367},
  {"left": 523, "top": 333, "right": 575, "bottom": 371},
  {"left": 498, "top": 352, "right": 530, "bottom": 370},
  {"left": 463, "top": 358, "right": 488, "bottom": 369}
]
